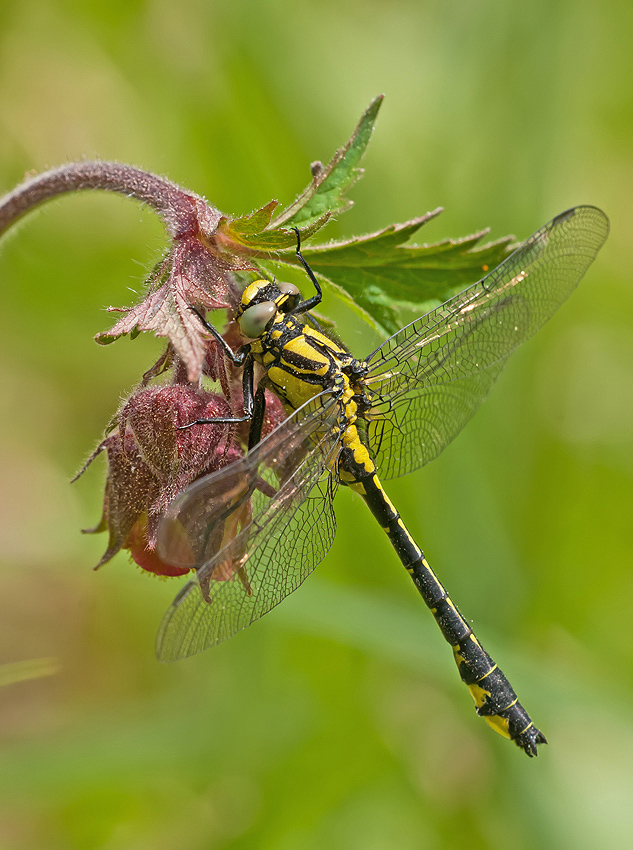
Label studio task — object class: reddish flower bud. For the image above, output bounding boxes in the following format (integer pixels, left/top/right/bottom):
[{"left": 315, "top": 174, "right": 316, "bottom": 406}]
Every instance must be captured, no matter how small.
[
  {"left": 125, "top": 514, "right": 190, "bottom": 577},
  {"left": 82, "top": 383, "right": 243, "bottom": 578}
]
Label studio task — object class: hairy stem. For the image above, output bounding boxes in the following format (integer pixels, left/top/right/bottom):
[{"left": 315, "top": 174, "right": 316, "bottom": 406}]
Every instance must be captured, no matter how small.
[{"left": 0, "top": 160, "right": 219, "bottom": 239}]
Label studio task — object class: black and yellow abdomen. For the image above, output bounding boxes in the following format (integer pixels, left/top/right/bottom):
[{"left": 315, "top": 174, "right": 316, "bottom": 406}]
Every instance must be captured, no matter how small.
[{"left": 338, "top": 432, "right": 546, "bottom": 756}]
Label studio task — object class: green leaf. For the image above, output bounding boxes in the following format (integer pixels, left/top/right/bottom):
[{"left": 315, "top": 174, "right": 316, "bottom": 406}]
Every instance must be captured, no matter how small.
[
  {"left": 228, "top": 200, "right": 280, "bottom": 235},
  {"left": 222, "top": 212, "right": 331, "bottom": 252},
  {"left": 269, "top": 210, "right": 515, "bottom": 335},
  {"left": 268, "top": 95, "right": 384, "bottom": 230},
  {"left": 216, "top": 96, "right": 383, "bottom": 255},
  {"left": 208, "top": 97, "right": 514, "bottom": 337}
]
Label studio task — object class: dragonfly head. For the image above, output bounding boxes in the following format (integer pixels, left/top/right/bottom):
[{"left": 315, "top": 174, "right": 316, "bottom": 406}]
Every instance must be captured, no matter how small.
[{"left": 236, "top": 279, "right": 301, "bottom": 339}]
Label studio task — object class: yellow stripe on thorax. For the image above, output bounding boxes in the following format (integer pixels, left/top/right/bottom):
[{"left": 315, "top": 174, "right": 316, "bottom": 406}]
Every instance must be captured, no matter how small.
[
  {"left": 266, "top": 366, "right": 320, "bottom": 409},
  {"left": 302, "top": 325, "right": 347, "bottom": 354},
  {"left": 281, "top": 336, "right": 331, "bottom": 374}
]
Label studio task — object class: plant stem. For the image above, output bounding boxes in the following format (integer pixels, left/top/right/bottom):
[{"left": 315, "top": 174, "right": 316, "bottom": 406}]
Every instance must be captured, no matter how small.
[{"left": 0, "top": 160, "right": 219, "bottom": 239}]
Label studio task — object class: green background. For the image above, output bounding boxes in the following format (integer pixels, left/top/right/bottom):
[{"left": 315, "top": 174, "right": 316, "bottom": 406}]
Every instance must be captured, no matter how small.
[{"left": 0, "top": 1, "right": 631, "bottom": 848}]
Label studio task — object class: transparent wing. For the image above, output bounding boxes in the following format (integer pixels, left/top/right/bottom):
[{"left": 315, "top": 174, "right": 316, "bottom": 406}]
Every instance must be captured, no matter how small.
[
  {"left": 364, "top": 205, "right": 609, "bottom": 479},
  {"left": 155, "top": 392, "right": 342, "bottom": 661}
]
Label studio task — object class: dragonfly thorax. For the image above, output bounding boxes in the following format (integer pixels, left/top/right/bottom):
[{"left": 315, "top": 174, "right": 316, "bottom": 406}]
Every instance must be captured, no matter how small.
[
  {"left": 232, "top": 274, "right": 367, "bottom": 415},
  {"left": 250, "top": 309, "right": 356, "bottom": 412}
]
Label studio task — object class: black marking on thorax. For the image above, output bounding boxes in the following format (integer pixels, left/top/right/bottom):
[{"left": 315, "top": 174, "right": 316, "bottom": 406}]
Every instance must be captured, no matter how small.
[{"left": 254, "top": 316, "right": 342, "bottom": 386}]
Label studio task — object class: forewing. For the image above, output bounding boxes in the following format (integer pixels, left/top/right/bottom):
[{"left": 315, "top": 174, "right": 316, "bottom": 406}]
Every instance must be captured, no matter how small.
[
  {"left": 364, "top": 205, "right": 609, "bottom": 479},
  {"left": 155, "top": 392, "right": 342, "bottom": 661}
]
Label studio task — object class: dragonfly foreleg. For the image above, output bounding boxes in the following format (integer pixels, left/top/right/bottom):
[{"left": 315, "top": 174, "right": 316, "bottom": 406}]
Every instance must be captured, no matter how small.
[
  {"left": 189, "top": 306, "right": 250, "bottom": 367},
  {"left": 288, "top": 227, "right": 323, "bottom": 315}
]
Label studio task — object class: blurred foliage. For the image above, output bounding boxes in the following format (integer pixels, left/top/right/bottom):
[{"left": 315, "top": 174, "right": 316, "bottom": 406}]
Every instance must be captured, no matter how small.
[{"left": 0, "top": 1, "right": 632, "bottom": 849}]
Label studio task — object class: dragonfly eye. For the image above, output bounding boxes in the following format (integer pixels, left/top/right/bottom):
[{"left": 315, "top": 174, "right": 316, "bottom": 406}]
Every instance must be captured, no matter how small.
[
  {"left": 278, "top": 282, "right": 300, "bottom": 312},
  {"left": 239, "top": 301, "right": 277, "bottom": 339}
]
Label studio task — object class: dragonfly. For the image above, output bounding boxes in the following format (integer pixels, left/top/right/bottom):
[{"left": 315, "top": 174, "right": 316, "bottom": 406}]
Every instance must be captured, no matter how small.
[{"left": 156, "top": 205, "right": 609, "bottom": 756}]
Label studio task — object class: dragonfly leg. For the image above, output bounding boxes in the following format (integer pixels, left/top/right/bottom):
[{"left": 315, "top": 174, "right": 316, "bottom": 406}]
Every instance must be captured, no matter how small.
[
  {"left": 247, "top": 382, "right": 267, "bottom": 450},
  {"left": 178, "top": 356, "right": 256, "bottom": 430},
  {"left": 289, "top": 227, "right": 323, "bottom": 315},
  {"left": 189, "top": 306, "right": 249, "bottom": 366}
]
